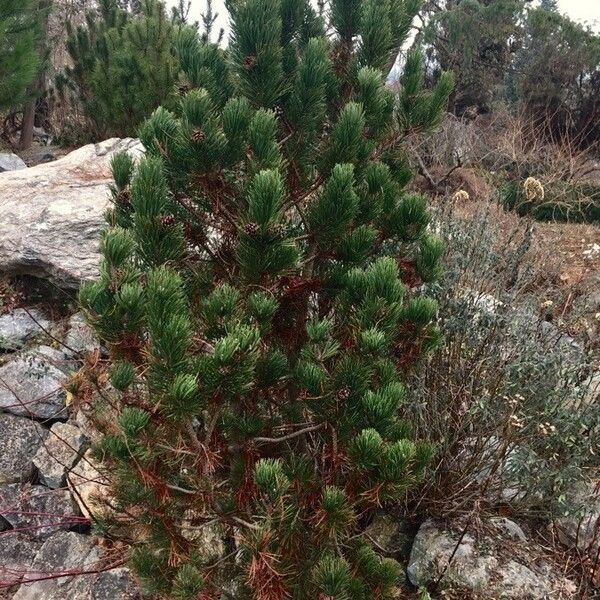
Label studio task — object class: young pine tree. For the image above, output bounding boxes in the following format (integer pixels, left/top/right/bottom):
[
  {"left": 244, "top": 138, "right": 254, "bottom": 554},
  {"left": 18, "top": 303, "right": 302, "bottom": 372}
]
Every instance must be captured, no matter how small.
[
  {"left": 80, "top": 1, "right": 453, "bottom": 598},
  {"left": 58, "top": 0, "right": 179, "bottom": 139}
]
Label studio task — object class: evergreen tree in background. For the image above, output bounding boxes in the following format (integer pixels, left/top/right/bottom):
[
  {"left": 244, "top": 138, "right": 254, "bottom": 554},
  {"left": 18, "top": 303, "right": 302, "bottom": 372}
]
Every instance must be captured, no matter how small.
[
  {"left": 511, "top": 3, "right": 600, "bottom": 143},
  {"left": 0, "top": 0, "right": 41, "bottom": 112},
  {"left": 58, "top": 0, "right": 180, "bottom": 138},
  {"left": 422, "top": 0, "right": 525, "bottom": 115},
  {"left": 80, "top": 0, "right": 452, "bottom": 597}
]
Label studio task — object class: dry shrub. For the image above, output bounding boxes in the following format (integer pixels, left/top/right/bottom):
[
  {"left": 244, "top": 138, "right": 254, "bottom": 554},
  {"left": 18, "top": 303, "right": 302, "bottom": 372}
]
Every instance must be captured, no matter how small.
[
  {"left": 403, "top": 199, "right": 600, "bottom": 521},
  {"left": 411, "top": 166, "right": 492, "bottom": 204}
]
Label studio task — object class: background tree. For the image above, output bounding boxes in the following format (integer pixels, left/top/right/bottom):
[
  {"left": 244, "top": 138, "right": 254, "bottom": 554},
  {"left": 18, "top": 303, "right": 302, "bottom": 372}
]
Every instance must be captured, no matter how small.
[
  {"left": 19, "top": 0, "right": 52, "bottom": 150},
  {"left": 58, "top": 0, "right": 180, "bottom": 139},
  {"left": 510, "top": 4, "right": 600, "bottom": 144},
  {"left": 422, "top": 0, "right": 526, "bottom": 115},
  {"left": 0, "top": 0, "right": 41, "bottom": 113},
  {"left": 79, "top": 0, "right": 452, "bottom": 598}
]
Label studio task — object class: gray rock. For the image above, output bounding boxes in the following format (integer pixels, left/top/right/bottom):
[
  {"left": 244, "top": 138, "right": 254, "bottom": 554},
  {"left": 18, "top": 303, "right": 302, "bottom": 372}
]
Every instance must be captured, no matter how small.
[
  {"left": 0, "top": 483, "right": 83, "bottom": 539},
  {"left": 63, "top": 312, "right": 102, "bottom": 358},
  {"left": 407, "top": 519, "right": 575, "bottom": 598},
  {"left": 181, "top": 511, "right": 226, "bottom": 562},
  {"left": 11, "top": 531, "right": 97, "bottom": 600},
  {"left": 33, "top": 126, "right": 53, "bottom": 146},
  {"left": 33, "top": 422, "right": 87, "bottom": 489},
  {"left": 33, "top": 344, "right": 74, "bottom": 373},
  {"left": 556, "top": 481, "right": 600, "bottom": 554},
  {"left": 0, "top": 153, "right": 27, "bottom": 172},
  {"left": 490, "top": 516, "right": 527, "bottom": 542},
  {"left": 66, "top": 567, "right": 142, "bottom": 600},
  {"left": 11, "top": 531, "right": 140, "bottom": 600},
  {"left": 0, "top": 346, "right": 69, "bottom": 420},
  {"left": 364, "top": 512, "right": 412, "bottom": 556},
  {"left": 0, "top": 138, "right": 144, "bottom": 288},
  {"left": 0, "top": 532, "right": 42, "bottom": 587},
  {"left": 0, "top": 413, "right": 48, "bottom": 483},
  {"left": 364, "top": 513, "right": 401, "bottom": 553},
  {"left": 67, "top": 449, "right": 112, "bottom": 519},
  {"left": 0, "top": 307, "right": 51, "bottom": 350}
]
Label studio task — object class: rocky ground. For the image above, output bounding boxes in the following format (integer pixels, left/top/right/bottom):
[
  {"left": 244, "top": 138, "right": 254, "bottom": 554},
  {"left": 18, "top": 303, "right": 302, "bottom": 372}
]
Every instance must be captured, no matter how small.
[
  {"left": 0, "top": 143, "right": 599, "bottom": 599},
  {"left": 0, "top": 142, "right": 143, "bottom": 599}
]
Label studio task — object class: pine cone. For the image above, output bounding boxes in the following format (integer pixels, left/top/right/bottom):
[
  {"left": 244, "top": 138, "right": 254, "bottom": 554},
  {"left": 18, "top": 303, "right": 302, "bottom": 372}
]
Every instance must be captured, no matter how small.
[
  {"left": 273, "top": 105, "right": 284, "bottom": 119},
  {"left": 177, "top": 80, "right": 192, "bottom": 95},
  {"left": 116, "top": 188, "right": 131, "bottom": 206},
  {"left": 160, "top": 214, "right": 176, "bottom": 227},
  {"left": 244, "top": 222, "right": 261, "bottom": 237},
  {"left": 337, "top": 387, "right": 351, "bottom": 401},
  {"left": 191, "top": 128, "right": 206, "bottom": 143},
  {"left": 243, "top": 55, "right": 257, "bottom": 68}
]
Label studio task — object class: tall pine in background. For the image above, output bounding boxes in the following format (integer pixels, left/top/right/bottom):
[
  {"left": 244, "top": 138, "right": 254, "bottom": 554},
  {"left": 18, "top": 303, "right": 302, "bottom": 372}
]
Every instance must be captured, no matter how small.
[
  {"left": 80, "top": 0, "right": 453, "bottom": 597},
  {"left": 0, "top": 0, "right": 41, "bottom": 112}
]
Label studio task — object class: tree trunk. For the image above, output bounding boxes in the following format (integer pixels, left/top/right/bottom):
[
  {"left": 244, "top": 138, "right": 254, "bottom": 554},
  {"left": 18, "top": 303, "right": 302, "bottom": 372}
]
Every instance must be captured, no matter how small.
[
  {"left": 20, "top": 0, "right": 52, "bottom": 150},
  {"left": 19, "top": 95, "right": 37, "bottom": 151}
]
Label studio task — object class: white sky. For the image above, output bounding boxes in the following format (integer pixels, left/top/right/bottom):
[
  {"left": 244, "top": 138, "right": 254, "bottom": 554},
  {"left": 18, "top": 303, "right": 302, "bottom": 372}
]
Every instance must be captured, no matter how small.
[{"left": 167, "top": 0, "right": 600, "bottom": 36}]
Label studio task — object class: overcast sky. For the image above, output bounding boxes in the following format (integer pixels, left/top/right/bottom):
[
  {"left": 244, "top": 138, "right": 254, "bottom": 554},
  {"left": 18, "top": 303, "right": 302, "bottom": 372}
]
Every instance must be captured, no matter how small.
[{"left": 167, "top": 0, "right": 600, "bottom": 36}]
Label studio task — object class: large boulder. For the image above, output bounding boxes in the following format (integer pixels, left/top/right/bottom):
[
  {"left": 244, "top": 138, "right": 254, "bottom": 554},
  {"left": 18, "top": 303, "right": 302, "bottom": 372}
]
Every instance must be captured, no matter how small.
[{"left": 0, "top": 138, "right": 144, "bottom": 288}]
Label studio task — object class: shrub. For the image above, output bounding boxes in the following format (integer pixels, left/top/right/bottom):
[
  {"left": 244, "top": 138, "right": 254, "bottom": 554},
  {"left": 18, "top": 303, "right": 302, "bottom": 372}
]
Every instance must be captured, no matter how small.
[
  {"left": 79, "top": 1, "right": 454, "bottom": 598},
  {"left": 499, "top": 179, "right": 600, "bottom": 223},
  {"left": 405, "top": 200, "right": 599, "bottom": 518}
]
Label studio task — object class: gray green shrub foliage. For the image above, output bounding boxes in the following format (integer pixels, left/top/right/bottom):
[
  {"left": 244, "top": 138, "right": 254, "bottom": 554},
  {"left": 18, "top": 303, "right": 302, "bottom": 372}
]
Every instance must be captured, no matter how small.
[
  {"left": 407, "top": 202, "right": 599, "bottom": 516},
  {"left": 79, "top": 0, "right": 454, "bottom": 597},
  {"left": 499, "top": 179, "right": 600, "bottom": 224}
]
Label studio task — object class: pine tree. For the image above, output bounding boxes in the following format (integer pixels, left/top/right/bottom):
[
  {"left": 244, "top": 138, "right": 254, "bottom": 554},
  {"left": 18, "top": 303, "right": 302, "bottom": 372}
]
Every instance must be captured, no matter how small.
[
  {"left": 58, "top": 0, "right": 179, "bottom": 139},
  {"left": 422, "top": 0, "right": 525, "bottom": 115},
  {"left": 80, "top": 1, "right": 453, "bottom": 598},
  {"left": 0, "top": 0, "right": 41, "bottom": 112}
]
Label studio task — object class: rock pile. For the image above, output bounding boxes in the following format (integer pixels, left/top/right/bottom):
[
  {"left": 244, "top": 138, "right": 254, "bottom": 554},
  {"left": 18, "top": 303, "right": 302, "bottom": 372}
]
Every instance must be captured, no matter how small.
[{"left": 0, "top": 140, "right": 143, "bottom": 599}]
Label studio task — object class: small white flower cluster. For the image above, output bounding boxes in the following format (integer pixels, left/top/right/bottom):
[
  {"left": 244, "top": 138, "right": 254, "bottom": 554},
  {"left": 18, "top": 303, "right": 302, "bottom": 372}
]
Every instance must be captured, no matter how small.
[
  {"left": 509, "top": 414, "right": 525, "bottom": 429},
  {"left": 538, "top": 422, "right": 556, "bottom": 436}
]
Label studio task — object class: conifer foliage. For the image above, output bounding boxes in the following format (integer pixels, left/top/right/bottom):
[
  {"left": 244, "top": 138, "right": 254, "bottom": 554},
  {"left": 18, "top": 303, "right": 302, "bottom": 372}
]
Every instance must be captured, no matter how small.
[
  {"left": 58, "top": 0, "right": 179, "bottom": 138},
  {"left": 0, "top": 0, "right": 41, "bottom": 111},
  {"left": 80, "top": 1, "right": 453, "bottom": 598}
]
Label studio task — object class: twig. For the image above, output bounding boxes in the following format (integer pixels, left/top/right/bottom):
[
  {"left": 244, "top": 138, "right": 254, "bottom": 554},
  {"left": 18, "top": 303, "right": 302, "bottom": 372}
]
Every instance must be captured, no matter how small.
[{"left": 254, "top": 422, "right": 325, "bottom": 444}]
